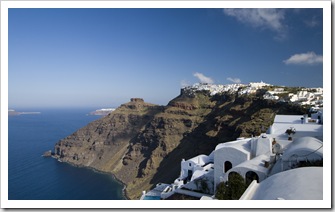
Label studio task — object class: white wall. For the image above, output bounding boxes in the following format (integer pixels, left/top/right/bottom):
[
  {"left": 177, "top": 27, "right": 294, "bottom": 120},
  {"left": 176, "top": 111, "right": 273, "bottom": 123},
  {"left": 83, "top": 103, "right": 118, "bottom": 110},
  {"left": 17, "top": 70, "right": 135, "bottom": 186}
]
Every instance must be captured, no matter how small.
[
  {"left": 180, "top": 159, "right": 197, "bottom": 180},
  {"left": 182, "top": 171, "right": 215, "bottom": 195},
  {"left": 214, "top": 147, "right": 250, "bottom": 189},
  {"left": 223, "top": 166, "right": 267, "bottom": 183},
  {"left": 251, "top": 136, "right": 272, "bottom": 157}
]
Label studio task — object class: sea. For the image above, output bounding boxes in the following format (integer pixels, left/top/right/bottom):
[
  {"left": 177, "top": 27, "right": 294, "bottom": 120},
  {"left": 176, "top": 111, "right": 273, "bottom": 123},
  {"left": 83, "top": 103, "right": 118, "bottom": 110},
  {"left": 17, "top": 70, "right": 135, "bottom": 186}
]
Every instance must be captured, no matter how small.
[{"left": 8, "top": 108, "right": 126, "bottom": 200}]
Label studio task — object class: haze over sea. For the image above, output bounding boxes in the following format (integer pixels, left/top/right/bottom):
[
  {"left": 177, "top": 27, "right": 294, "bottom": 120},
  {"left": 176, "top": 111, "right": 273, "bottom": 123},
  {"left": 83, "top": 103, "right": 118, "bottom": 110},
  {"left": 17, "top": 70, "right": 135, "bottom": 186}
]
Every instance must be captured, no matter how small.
[{"left": 8, "top": 108, "right": 125, "bottom": 200}]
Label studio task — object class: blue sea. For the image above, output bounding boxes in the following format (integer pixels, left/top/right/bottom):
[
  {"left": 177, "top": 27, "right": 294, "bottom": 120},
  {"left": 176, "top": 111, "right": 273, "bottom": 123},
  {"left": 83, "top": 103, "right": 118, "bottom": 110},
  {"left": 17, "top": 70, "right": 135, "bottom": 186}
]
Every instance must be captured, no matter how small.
[{"left": 8, "top": 108, "right": 126, "bottom": 200}]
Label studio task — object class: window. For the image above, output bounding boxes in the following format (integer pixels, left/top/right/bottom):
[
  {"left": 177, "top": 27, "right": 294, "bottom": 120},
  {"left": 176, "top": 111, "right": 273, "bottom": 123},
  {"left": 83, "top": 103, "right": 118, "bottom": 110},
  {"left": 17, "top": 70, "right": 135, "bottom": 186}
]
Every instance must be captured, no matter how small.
[
  {"left": 187, "top": 170, "right": 193, "bottom": 182},
  {"left": 245, "top": 171, "right": 259, "bottom": 185},
  {"left": 224, "top": 161, "right": 232, "bottom": 173}
]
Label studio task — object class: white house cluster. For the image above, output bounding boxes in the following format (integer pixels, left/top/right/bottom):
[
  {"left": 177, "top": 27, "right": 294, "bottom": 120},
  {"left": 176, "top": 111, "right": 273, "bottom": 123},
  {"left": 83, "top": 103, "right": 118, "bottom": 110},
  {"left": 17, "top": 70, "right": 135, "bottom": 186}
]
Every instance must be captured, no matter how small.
[{"left": 141, "top": 108, "right": 323, "bottom": 200}]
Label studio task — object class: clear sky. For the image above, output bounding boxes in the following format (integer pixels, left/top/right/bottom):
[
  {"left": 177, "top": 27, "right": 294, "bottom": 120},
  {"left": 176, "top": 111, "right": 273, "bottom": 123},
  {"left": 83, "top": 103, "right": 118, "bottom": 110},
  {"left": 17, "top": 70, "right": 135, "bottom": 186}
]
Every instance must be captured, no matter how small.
[{"left": 8, "top": 8, "right": 323, "bottom": 108}]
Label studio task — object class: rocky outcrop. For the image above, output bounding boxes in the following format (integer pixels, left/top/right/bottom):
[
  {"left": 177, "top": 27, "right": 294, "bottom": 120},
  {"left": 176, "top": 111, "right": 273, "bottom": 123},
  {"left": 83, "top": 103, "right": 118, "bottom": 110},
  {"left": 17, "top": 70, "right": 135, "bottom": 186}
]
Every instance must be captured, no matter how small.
[
  {"left": 55, "top": 99, "right": 162, "bottom": 164},
  {"left": 42, "top": 150, "right": 52, "bottom": 157},
  {"left": 53, "top": 92, "right": 307, "bottom": 199}
]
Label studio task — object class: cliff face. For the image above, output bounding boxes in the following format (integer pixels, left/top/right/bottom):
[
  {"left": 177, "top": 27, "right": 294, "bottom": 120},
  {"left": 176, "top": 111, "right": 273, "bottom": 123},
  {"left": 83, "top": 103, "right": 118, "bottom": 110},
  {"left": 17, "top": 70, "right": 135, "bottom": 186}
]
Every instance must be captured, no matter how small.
[
  {"left": 54, "top": 98, "right": 164, "bottom": 196},
  {"left": 54, "top": 92, "right": 306, "bottom": 199}
]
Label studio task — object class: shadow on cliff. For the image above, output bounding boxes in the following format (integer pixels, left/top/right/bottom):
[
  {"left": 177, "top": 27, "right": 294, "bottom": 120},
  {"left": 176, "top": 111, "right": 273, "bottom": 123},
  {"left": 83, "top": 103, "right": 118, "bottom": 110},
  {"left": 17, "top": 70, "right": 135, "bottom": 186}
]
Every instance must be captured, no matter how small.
[
  {"left": 148, "top": 93, "right": 308, "bottom": 187},
  {"left": 148, "top": 94, "right": 237, "bottom": 187}
]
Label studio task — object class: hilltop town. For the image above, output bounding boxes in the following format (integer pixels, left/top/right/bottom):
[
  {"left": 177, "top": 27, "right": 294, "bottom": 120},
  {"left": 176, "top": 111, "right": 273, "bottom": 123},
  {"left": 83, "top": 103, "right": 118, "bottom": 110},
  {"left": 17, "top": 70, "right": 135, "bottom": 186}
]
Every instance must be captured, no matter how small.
[
  {"left": 89, "top": 108, "right": 116, "bottom": 116},
  {"left": 182, "top": 81, "right": 323, "bottom": 108}
]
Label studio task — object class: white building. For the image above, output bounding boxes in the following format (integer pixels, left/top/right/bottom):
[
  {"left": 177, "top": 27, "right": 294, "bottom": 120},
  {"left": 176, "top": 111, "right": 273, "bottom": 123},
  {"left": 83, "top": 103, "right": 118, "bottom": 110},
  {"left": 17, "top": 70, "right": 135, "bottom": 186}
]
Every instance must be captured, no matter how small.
[
  {"left": 263, "top": 91, "right": 280, "bottom": 100},
  {"left": 183, "top": 83, "right": 246, "bottom": 96},
  {"left": 289, "top": 89, "right": 323, "bottom": 106},
  {"left": 274, "top": 88, "right": 285, "bottom": 92},
  {"left": 141, "top": 113, "right": 323, "bottom": 200},
  {"left": 268, "top": 114, "right": 323, "bottom": 140},
  {"left": 268, "top": 136, "right": 322, "bottom": 174},
  {"left": 212, "top": 113, "right": 322, "bottom": 195},
  {"left": 249, "top": 81, "right": 271, "bottom": 89},
  {"left": 178, "top": 154, "right": 213, "bottom": 183},
  {"left": 240, "top": 167, "right": 323, "bottom": 200}
]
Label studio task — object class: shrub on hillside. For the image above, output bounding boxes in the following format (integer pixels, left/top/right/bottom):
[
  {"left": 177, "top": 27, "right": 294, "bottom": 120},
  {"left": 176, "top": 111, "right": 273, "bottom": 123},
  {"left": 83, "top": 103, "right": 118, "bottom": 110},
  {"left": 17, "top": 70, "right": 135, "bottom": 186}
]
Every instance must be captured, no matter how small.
[{"left": 215, "top": 172, "right": 247, "bottom": 200}]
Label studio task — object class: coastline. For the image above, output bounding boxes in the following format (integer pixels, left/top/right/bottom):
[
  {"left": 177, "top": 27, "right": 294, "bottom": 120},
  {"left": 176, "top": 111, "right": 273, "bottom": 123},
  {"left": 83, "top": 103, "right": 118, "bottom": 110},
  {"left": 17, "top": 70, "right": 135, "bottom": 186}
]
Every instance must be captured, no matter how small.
[
  {"left": 52, "top": 156, "right": 129, "bottom": 200},
  {"left": 9, "top": 111, "right": 41, "bottom": 116}
]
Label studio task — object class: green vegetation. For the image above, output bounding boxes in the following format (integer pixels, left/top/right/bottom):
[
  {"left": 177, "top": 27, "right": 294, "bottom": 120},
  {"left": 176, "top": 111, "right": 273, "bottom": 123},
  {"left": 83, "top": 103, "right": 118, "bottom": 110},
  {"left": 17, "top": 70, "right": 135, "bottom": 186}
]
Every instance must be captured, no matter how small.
[
  {"left": 307, "top": 88, "right": 317, "bottom": 92},
  {"left": 284, "top": 86, "right": 305, "bottom": 94},
  {"left": 166, "top": 193, "right": 200, "bottom": 200},
  {"left": 215, "top": 172, "right": 247, "bottom": 200},
  {"left": 194, "top": 178, "right": 211, "bottom": 194},
  {"left": 297, "top": 159, "right": 323, "bottom": 167}
]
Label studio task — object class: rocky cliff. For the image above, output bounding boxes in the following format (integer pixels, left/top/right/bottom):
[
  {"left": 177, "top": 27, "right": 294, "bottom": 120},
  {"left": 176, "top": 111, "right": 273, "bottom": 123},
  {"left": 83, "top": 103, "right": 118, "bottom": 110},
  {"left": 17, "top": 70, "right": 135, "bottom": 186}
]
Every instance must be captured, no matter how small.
[{"left": 53, "top": 91, "right": 306, "bottom": 199}]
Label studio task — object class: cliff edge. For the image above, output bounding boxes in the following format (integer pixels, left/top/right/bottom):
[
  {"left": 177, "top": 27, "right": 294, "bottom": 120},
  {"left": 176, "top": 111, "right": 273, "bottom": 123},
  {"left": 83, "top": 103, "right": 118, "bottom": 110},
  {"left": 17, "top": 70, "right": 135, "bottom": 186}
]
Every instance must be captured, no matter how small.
[{"left": 53, "top": 92, "right": 306, "bottom": 199}]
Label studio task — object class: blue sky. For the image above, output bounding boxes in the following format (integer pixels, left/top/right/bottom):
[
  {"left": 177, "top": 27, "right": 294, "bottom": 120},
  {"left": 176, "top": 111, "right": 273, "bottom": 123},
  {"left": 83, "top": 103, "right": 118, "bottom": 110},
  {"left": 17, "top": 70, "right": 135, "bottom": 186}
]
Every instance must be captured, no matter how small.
[{"left": 8, "top": 8, "right": 323, "bottom": 108}]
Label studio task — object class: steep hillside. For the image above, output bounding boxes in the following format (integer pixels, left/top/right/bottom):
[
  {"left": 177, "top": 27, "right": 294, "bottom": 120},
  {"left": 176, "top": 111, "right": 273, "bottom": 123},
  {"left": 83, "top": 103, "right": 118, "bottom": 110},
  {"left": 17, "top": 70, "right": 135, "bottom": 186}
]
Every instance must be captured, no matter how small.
[
  {"left": 53, "top": 91, "right": 306, "bottom": 199},
  {"left": 54, "top": 98, "right": 164, "bottom": 198}
]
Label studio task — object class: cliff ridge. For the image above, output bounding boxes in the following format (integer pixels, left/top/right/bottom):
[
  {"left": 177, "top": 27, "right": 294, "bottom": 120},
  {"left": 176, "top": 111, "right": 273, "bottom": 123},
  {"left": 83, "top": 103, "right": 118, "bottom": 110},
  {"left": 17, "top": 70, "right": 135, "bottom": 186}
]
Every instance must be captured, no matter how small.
[{"left": 53, "top": 91, "right": 306, "bottom": 199}]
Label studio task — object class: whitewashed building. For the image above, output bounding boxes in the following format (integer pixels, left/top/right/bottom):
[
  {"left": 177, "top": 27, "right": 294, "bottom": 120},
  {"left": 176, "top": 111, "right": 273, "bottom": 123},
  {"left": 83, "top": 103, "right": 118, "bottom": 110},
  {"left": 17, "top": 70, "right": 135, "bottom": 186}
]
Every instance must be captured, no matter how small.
[
  {"left": 249, "top": 81, "right": 271, "bottom": 89},
  {"left": 140, "top": 112, "right": 323, "bottom": 200},
  {"left": 178, "top": 154, "right": 213, "bottom": 183},
  {"left": 240, "top": 167, "right": 323, "bottom": 200}
]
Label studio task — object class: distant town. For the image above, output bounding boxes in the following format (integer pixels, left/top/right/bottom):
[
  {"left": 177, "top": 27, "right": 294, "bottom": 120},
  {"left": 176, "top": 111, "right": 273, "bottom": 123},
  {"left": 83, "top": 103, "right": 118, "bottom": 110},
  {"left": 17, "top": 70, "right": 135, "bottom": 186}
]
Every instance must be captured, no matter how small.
[
  {"left": 89, "top": 108, "right": 116, "bottom": 116},
  {"left": 8, "top": 109, "right": 41, "bottom": 116},
  {"left": 182, "top": 81, "right": 323, "bottom": 109},
  {"left": 8, "top": 82, "right": 323, "bottom": 117}
]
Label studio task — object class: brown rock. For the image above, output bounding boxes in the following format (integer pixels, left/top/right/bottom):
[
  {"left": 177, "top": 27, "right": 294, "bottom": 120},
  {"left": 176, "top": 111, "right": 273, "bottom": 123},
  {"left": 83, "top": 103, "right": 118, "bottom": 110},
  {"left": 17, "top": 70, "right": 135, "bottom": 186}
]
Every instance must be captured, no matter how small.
[{"left": 52, "top": 91, "right": 307, "bottom": 199}]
